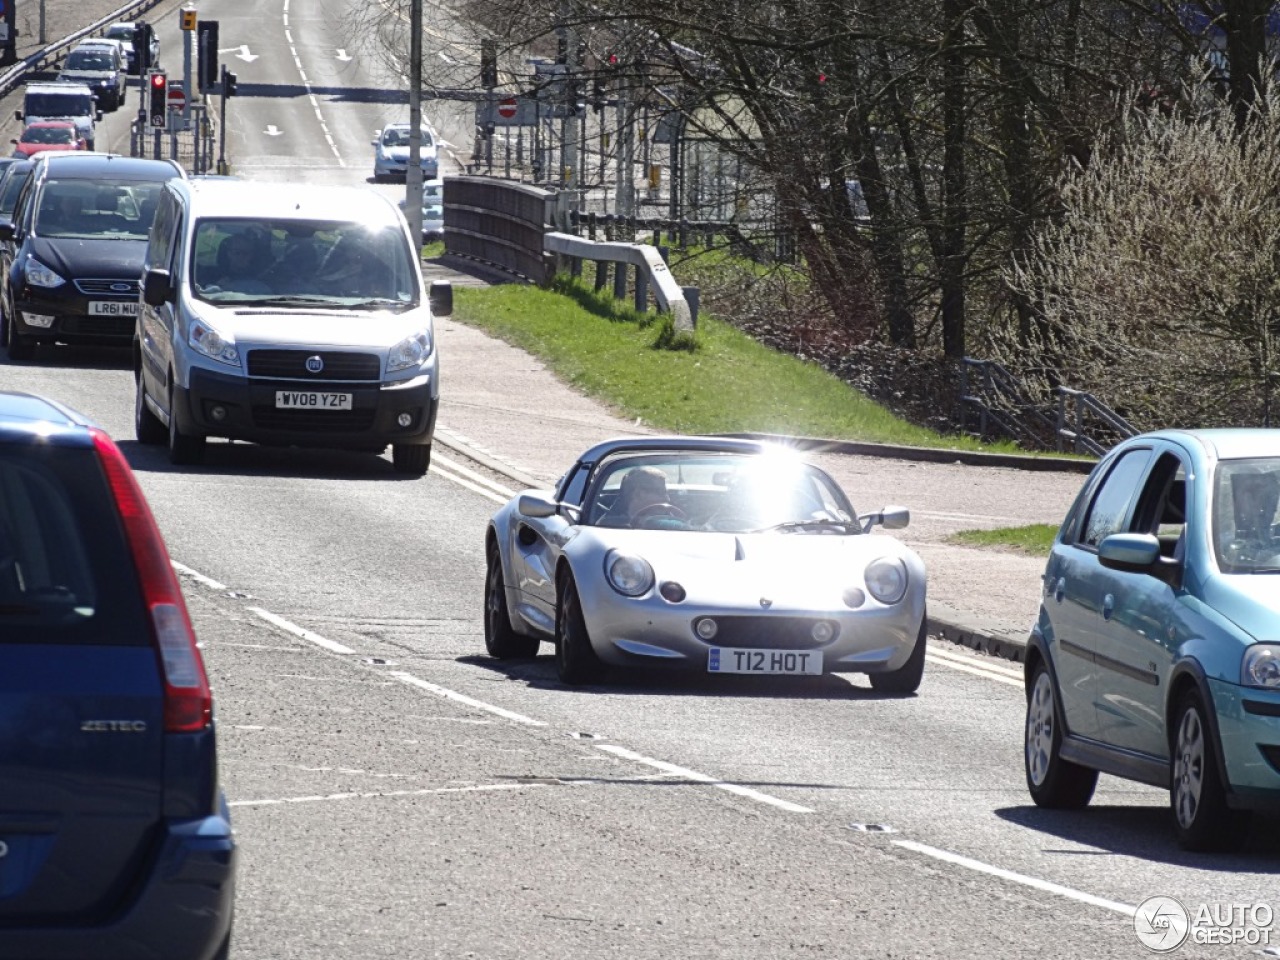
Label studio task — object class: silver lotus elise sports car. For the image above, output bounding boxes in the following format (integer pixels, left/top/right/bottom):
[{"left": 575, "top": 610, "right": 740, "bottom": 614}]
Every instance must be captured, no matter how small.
[{"left": 484, "top": 437, "right": 928, "bottom": 689}]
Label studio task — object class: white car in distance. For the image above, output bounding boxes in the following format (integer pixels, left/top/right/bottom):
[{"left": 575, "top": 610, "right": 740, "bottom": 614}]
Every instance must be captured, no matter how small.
[{"left": 372, "top": 123, "right": 438, "bottom": 182}]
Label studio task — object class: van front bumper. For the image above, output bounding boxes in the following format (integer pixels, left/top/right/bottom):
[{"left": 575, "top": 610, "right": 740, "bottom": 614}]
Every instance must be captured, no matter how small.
[{"left": 179, "top": 365, "right": 438, "bottom": 451}]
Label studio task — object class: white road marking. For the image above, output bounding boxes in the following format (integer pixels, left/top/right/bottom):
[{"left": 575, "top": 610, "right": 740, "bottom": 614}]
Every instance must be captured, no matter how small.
[
  {"left": 390, "top": 671, "right": 547, "bottom": 726},
  {"left": 171, "top": 560, "right": 227, "bottom": 591},
  {"left": 924, "top": 654, "right": 1024, "bottom": 688},
  {"left": 431, "top": 463, "right": 508, "bottom": 503},
  {"left": 264, "top": 124, "right": 283, "bottom": 136},
  {"left": 336, "top": 48, "right": 352, "bottom": 62},
  {"left": 229, "top": 782, "right": 542, "bottom": 808},
  {"left": 595, "top": 744, "right": 814, "bottom": 813},
  {"left": 892, "top": 839, "right": 1136, "bottom": 917},
  {"left": 249, "top": 607, "right": 356, "bottom": 654},
  {"left": 279, "top": 0, "right": 344, "bottom": 165},
  {"left": 924, "top": 646, "right": 1023, "bottom": 688}
]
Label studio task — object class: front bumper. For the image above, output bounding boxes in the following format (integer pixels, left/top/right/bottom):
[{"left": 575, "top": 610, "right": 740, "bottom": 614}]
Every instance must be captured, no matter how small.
[
  {"left": 1209, "top": 676, "right": 1280, "bottom": 812},
  {"left": 14, "top": 283, "right": 138, "bottom": 345},
  {"left": 578, "top": 585, "right": 925, "bottom": 675},
  {"left": 375, "top": 156, "right": 439, "bottom": 179},
  {"left": 0, "top": 806, "right": 236, "bottom": 960},
  {"left": 178, "top": 363, "right": 438, "bottom": 451}
]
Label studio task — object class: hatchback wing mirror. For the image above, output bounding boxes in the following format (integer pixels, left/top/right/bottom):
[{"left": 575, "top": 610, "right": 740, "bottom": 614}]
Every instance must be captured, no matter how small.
[
  {"left": 1099, "top": 532, "right": 1181, "bottom": 587},
  {"left": 142, "top": 268, "right": 175, "bottom": 306}
]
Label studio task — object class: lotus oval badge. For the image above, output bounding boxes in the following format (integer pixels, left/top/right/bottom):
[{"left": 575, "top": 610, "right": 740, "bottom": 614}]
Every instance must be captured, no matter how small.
[
  {"left": 305, "top": 356, "right": 324, "bottom": 374},
  {"left": 759, "top": 597, "right": 773, "bottom": 608},
  {"left": 110, "top": 282, "right": 130, "bottom": 292}
]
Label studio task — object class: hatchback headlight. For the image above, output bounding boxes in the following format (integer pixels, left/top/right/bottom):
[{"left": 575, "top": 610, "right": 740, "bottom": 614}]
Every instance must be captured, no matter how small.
[
  {"left": 25, "top": 256, "right": 64, "bottom": 288},
  {"left": 189, "top": 320, "right": 240, "bottom": 367},
  {"left": 1242, "top": 644, "right": 1280, "bottom": 689},
  {"left": 387, "top": 328, "right": 433, "bottom": 372},
  {"left": 604, "top": 550, "right": 654, "bottom": 598},
  {"left": 865, "top": 557, "right": 908, "bottom": 605}
]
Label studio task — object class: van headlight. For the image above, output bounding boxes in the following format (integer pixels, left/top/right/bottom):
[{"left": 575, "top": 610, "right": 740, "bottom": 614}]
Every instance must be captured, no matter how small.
[
  {"left": 25, "top": 256, "right": 64, "bottom": 288},
  {"left": 387, "top": 328, "right": 433, "bottom": 372},
  {"left": 189, "top": 320, "right": 240, "bottom": 366},
  {"left": 864, "top": 557, "right": 908, "bottom": 605},
  {"left": 1242, "top": 644, "right": 1280, "bottom": 688}
]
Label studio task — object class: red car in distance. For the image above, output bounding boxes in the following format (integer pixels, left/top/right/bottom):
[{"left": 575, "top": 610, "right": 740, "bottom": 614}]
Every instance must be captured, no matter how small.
[{"left": 12, "top": 121, "right": 88, "bottom": 159}]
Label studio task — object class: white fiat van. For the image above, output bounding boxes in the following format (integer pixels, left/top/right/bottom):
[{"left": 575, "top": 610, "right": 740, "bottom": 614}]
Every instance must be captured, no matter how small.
[{"left": 134, "top": 179, "right": 450, "bottom": 475}]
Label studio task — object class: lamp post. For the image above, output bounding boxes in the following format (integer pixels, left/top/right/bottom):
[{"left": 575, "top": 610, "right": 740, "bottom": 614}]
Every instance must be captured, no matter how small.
[{"left": 406, "top": 0, "right": 424, "bottom": 246}]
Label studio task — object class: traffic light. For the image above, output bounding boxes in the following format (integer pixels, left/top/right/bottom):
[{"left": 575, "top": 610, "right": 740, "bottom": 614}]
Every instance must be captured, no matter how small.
[
  {"left": 592, "top": 76, "right": 606, "bottom": 113},
  {"left": 197, "top": 21, "right": 219, "bottom": 92},
  {"left": 480, "top": 39, "right": 497, "bottom": 88},
  {"left": 223, "top": 70, "right": 237, "bottom": 97},
  {"left": 147, "top": 71, "right": 167, "bottom": 127},
  {"left": 132, "top": 22, "right": 153, "bottom": 73}
]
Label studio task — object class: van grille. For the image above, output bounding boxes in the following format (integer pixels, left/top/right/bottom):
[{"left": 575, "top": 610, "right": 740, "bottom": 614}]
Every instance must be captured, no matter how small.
[{"left": 247, "top": 350, "right": 380, "bottom": 382}]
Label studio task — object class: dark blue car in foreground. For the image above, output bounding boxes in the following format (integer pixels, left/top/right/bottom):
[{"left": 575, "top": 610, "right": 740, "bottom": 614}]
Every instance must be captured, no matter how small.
[{"left": 0, "top": 391, "right": 235, "bottom": 959}]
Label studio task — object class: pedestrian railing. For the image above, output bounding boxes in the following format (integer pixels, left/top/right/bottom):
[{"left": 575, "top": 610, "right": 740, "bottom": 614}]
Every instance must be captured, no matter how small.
[
  {"left": 1054, "top": 386, "right": 1138, "bottom": 456},
  {"left": 442, "top": 176, "right": 557, "bottom": 283}
]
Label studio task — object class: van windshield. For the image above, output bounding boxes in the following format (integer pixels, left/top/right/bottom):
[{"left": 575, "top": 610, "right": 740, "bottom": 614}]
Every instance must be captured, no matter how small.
[
  {"left": 191, "top": 218, "right": 420, "bottom": 308},
  {"left": 25, "top": 93, "right": 93, "bottom": 117},
  {"left": 65, "top": 50, "right": 115, "bottom": 71}
]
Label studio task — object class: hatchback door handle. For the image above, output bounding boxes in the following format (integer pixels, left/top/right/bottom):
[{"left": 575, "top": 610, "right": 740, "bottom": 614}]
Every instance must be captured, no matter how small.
[
  {"left": 1102, "top": 593, "right": 1115, "bottom": 620},
  {"left": 1053, "top": 577, "right": 1065, "bottom": 603}
]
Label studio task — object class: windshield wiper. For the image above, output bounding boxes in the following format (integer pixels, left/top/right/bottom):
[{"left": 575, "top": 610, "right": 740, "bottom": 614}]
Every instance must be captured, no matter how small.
[
  {"left": 761, "top": 519, "right": 859, "bottom": 534},
  {"left": 348, "top": 298, "right": 412, "bottom": 310},
  {"left": 227, "top": 295, "right": 343, "bottom": 307}
]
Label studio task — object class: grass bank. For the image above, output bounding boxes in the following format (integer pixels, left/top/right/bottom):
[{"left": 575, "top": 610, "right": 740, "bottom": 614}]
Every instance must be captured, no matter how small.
[
  {"left": 948, "top": 524, "right": 1060, "bottom": 555},
  {"left": 451, "top": 278, "right": 1019, "bottom": 452}
]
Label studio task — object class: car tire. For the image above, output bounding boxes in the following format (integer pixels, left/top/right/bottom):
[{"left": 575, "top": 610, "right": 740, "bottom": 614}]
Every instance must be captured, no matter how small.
[
  {"left": 392, "top": 442, "right": 430, "bottom": 476},
  {"left": 167, "top": 382, "right": 206, "bottom": 465},
  {"left": 869, "top": 617, "right": 927, "bottom": 694},
  {"left": 484, "top": 543, "right": 539, "bottom": 659},
  {"left": 1024, "top": 662, "right": 1098, "bottom": 808},
  {"left": 4, "top": 295, "right": 33, "bottom": 361},
  {"left": 1171, "top": 689, "right": 1250, "bottom": 851},
  {"left": 135, "top": 373, "right": 165, "bottom": 445},
  {"left": 556, "top": 574, "right": 605, "bottom": 685}
]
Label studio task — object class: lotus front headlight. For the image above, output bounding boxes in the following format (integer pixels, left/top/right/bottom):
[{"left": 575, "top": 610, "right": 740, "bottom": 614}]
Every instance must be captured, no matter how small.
[
  {"left": 25, "top": 256, "right": 64, "bottom": 288},
  {"left": 1242, "top": 644, "right": 1280, "bottom": 689},
  {"left": 387, "top": 328, "right": 433, "bottom": 372},
  {"left": 189, "top": 320, "right": 240, "bottom": 367},
  {"left": 604, "top": 550, "right": 654, "bottom": 597},
  {"left": 864, "top": 557, "right": 908, "bottom": 605}
]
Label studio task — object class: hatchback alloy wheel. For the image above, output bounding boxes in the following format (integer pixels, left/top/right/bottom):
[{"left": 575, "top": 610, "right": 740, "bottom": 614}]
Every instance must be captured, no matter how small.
[
  {"left": 1172, "top": 706, "right": 1205, "bottom": 829},
  {"left": 1024, "top": 663, "right": 1096, "bottom": 808},
  {"left": 1169, "top": 689, "right": 1250, "bottom": 851}
]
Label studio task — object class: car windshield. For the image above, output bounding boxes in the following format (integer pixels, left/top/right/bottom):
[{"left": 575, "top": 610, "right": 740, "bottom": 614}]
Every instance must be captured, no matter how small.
[
  {"left": 36, "top": 179, "right": 163, "bottom": 240},
  {"left": 584, "top": 452, "right": 859, "bottom": 533},
  {"left": 105, "top": 26, "right": 134, "bottom": 40},
  {"left": 382, "top": 128, "right": 432, "bottom": 148},
  {"left": 25, "top": 92, "right": 93, "bottom": 117},
  {"left": 22, "top": 126, "right": 74, "bottom": 144},
  {"left": 1213, "top": 458, "right": 1280, "bottom": 572},
  {"left": 65, "top": 50, "right": 114, "bottom": 71},
  {"left": 191, "top": 218, "right": 420, "bottom": 306}
]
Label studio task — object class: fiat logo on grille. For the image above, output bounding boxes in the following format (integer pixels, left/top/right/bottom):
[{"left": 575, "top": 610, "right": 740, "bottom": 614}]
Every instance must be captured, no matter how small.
[{"left": 305, "top": 356, "right": 325, "bottom": 374}]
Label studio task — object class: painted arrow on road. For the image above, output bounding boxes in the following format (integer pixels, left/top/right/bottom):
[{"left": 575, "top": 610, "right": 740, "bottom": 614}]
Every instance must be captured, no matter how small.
[
  {"left": 217, "top": 44, "right": 259, "bottom": 63},
  {"left": 264, "top": 125, "right": 283, "bottom": 136},
  {"left": 336, "top": 49, "right": 353, "bottom": 62}
]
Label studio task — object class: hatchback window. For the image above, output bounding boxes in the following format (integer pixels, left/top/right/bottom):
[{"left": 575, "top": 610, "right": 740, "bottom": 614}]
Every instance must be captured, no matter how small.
[
  {"left": 0, "top": 445, "right": 148, "bottom": 644},
  {"left": 1213, "top": 458, "right": 1280, "bottom": 572},
  {"left": 1078, "top": 449, "right": 1152, "bottom": 548}
]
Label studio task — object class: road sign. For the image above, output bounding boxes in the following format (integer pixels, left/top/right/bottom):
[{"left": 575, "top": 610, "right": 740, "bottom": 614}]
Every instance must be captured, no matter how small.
[
  {"left": 477, "top": 96, "right": 535, "bottom": 127},
  {"left": 497, "top": 98, "right": 517, "bottom": 119},
  {"left": 168, "top": 85, "right": 186, "bottom": 110}
]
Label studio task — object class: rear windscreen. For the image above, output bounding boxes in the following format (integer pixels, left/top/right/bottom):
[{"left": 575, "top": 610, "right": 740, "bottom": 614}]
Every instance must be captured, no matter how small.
[{"left": 0, "top": 443, "right": 149, "bottom": 644}]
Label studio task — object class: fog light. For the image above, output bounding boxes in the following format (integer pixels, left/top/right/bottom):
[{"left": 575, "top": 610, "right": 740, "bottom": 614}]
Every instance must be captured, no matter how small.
[
  {"left": 694, "top": 617, "right": 718, "bottom": 640},
  {"left": 210, "top": 405, "right": 227, "bottom": 422},
  {"left": 23, "top": 314, "right": 54, "bottom": 328},
  {"left": 842, "top": 588, "right": 866, "bottom": 609},
  {"left": 811, "top": 620, "right": 836, "bottom": 643},
  {"left": 659, "top": 581, "right": 686, "bottom": 603},
  {"left": 397, "top": 412, "right": 413, "bottom": 428}
]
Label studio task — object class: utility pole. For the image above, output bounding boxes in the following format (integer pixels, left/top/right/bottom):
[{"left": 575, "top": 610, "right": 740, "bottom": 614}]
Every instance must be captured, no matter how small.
[{"left": 406, "top": 0, "right": 424, "bottom": 246}]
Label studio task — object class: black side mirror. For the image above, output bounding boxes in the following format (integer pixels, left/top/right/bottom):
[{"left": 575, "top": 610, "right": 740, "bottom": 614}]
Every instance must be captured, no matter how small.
[
  {"left": 0, "top": 222, "right": 15, "bottom": 242},
  {"left": 13, "top": 110, "right": 21, "bottom": 122},
  {"left": 142, "top": 268, "right": 175, "bottom": 306},
  {"left": 429, "top": 280, "right": 452, "bottom": 317}
]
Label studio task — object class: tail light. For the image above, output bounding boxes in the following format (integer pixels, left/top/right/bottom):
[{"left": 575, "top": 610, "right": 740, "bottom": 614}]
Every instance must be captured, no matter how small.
[{"left": 91, "top": 429, "right": 212, "bottom": 732}]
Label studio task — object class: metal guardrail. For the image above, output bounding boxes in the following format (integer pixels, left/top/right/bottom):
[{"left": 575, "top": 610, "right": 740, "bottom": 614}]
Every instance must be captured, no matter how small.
[
  {"left": 0, "top": 0, "right": 163, "bottom": 100},
  {"left": 1055, "top": 386, "right": 1138, "bottom": 456},
  {"left": 544, "top": 231, "right": 696, "bottom": 332}
]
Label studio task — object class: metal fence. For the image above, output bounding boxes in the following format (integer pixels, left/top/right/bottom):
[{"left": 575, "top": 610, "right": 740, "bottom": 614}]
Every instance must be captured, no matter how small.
[{"left": 443, "top": 176, "right": 558, "bottom": 282}]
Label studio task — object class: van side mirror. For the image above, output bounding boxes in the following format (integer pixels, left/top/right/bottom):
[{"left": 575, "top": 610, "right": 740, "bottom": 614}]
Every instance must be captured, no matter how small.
[
  {"left": 95, "top": 110, "right": 104, "bottom": 122},
  {"left": 13, "top": 110, "right": 21, "bottom": 122},
  {"left": 0, "top": 222, "right": 14, "bottom": 242},
  {"left": 142, "top": 268, "right": 175, "bottom": 306},
  {"left": 429, "top": 280, "right": 452, "bottom": 317}
]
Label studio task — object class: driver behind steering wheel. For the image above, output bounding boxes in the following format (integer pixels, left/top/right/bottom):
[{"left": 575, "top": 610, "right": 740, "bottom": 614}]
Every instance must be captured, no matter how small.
[{"left": 597, "top": 466, "right": 685, "bottom": 528}]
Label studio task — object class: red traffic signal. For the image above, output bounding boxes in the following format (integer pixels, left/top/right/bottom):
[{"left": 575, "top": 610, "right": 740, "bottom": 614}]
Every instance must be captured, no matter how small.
[{"left": 148, "top": 72, "right": 168, "bottom": 126}]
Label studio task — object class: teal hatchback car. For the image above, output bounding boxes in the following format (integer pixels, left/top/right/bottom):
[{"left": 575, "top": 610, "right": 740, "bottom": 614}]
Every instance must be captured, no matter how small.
[{"left": 1025, "top": 429, "right": 1280, "bottom": 850}]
